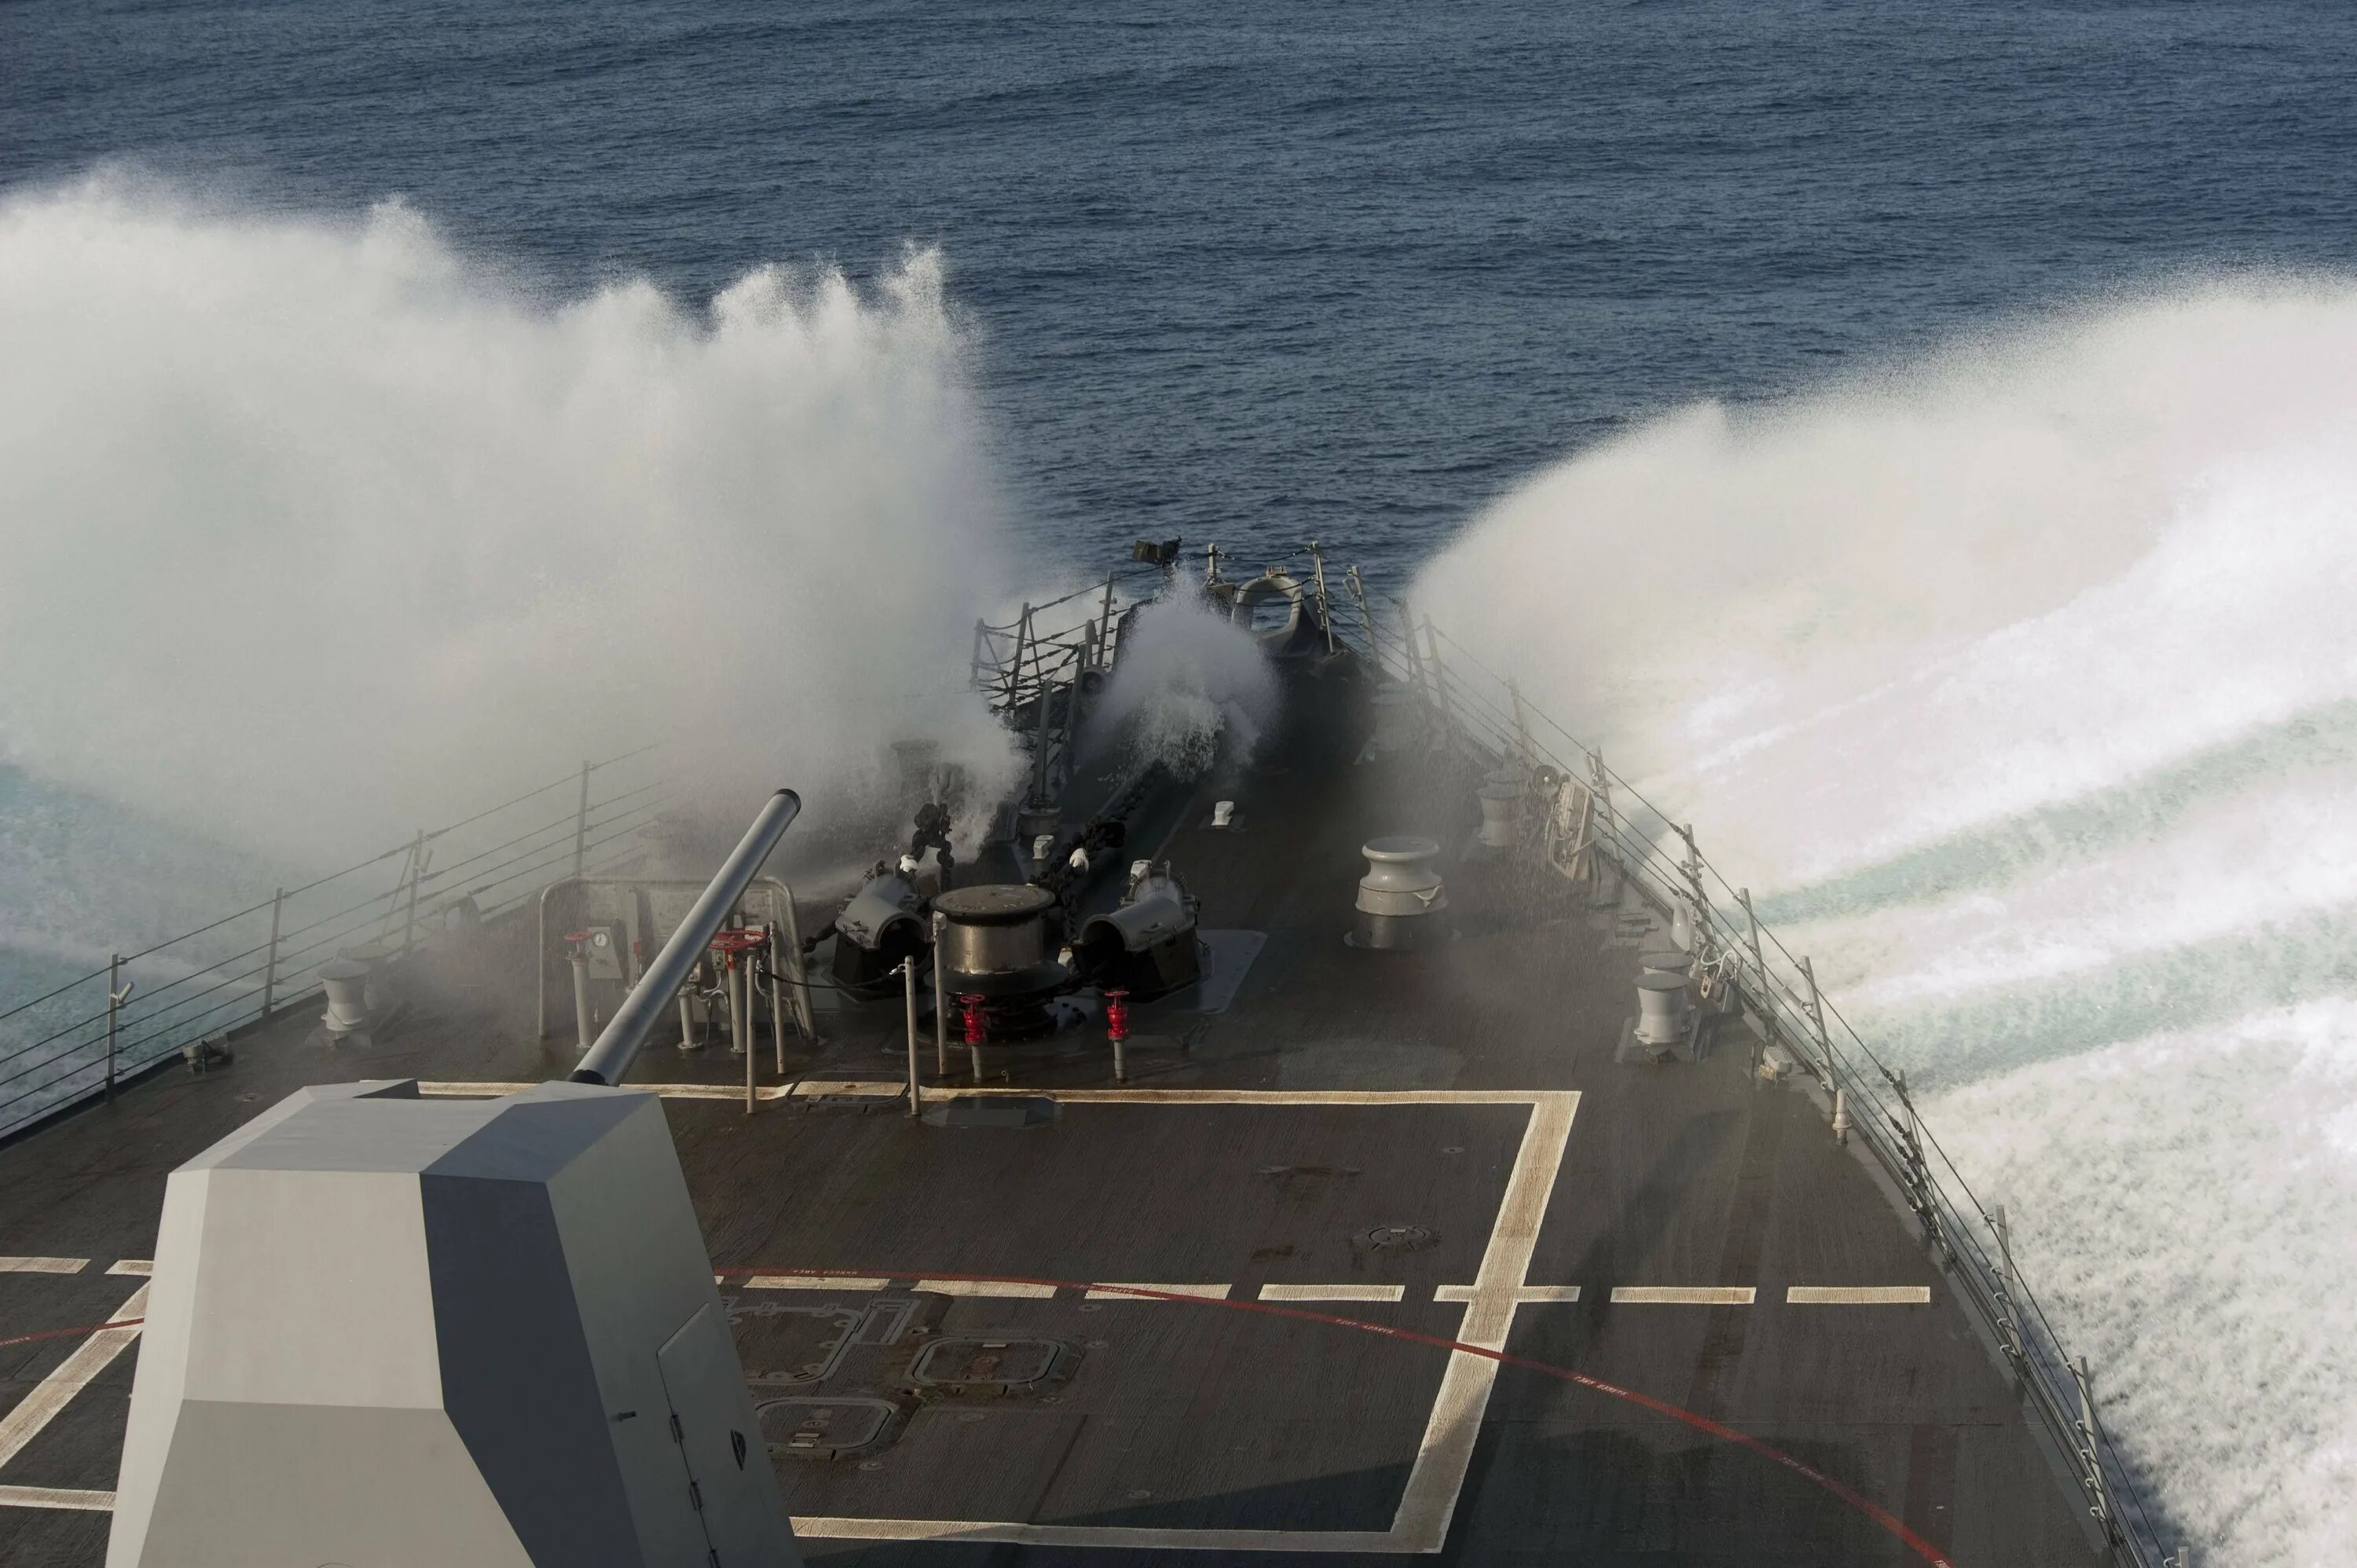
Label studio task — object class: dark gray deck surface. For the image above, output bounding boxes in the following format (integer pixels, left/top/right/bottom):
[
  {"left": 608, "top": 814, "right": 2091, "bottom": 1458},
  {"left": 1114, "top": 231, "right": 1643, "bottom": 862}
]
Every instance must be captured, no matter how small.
[{"left": 0, "top": 671, "right": 2103, "bottom": 1566}]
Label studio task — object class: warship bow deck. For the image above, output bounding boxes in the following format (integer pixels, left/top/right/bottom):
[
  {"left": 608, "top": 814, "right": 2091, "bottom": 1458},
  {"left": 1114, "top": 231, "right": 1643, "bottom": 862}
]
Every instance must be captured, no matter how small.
[{"left": 0, "top": 682, "right": 2105, "bottom": 1566}]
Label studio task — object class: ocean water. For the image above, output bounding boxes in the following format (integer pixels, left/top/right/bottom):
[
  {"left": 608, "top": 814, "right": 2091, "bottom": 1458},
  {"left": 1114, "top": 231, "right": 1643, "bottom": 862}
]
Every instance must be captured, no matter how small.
[{"left": 6, "top": 3, "right": 2357, "bottom": 1563}]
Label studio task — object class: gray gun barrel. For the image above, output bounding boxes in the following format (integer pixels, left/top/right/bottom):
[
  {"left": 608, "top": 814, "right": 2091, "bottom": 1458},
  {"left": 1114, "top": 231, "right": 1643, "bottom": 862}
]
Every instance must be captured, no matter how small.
[{"left": 570, "top": 788, "right": 801, "bottom": 1086}]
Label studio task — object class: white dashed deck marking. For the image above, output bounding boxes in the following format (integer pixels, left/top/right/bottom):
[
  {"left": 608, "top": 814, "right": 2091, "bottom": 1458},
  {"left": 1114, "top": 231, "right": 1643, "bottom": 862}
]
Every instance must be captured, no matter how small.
[
  {"left": 0, "top": 1485, "right": 112, "bottom": 1510},
  {"left": 206, "top": 1083, "right": 1587, "bottom": 1552},
  {"left": 1787, "top": 1284, "right": 1930, "bottom": 1305},
  {"left": 1434, "top": 1283, "right": 1581, "bottom": 1303},
  {"left": 1258, "top": 1283, "right": 1406, "bottom": 1303},
  {"left": 1610, "top": 1285, "right": 1756, "bottom": 1305},
  {"left": 0, "top": 1258, "right": 87, "bottom": 1275},
  {"left": 916, "top": 1280, "right": 1058, "bottom": 1299},
  {"left": 736, "top": 1274, "right": 891, "bottom": 1291},
  {"left": 108, "top": 1259, "right": 152, "bottom": 1277},
  {"left": 0, "top": 1281, "right": 148, "bottom": 1473},
  {"left": 1086, "top": 1283, "right": 1233, "bottom": 1300}
]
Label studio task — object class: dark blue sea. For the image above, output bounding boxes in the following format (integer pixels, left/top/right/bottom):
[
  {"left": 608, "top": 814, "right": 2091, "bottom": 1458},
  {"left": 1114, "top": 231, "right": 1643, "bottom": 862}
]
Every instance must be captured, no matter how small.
[{"left": 8, "top": 1, "right": 2355, "bottom": 569}]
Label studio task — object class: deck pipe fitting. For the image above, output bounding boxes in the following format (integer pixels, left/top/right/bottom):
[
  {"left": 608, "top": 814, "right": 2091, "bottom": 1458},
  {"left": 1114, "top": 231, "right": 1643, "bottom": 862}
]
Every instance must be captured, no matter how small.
[
  {"left": 1105, "top": 988, "right": 1131, "bottom": 1083},
  {"left": 560, "top": 931, "right": 596, "bottom": 1055},
  {"left": 1634, "top": 970, "right": 1693, "bottom": 1048},
  {"left": 959, "top": 991, "right": 988, "bottom": 1082},
  {"left": 1640, "top": 948, "right": 1695, "bottom": 978},
  {"left": 571, "top": 787, "right": 801, "bottom": 1087},
  {"left": 1354, "top": 837, "right": 1450, "bottom": 950}
]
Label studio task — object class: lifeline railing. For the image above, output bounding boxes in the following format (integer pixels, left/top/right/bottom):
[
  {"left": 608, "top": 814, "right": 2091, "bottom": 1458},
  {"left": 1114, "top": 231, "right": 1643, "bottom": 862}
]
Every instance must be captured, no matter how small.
[
  {"left": 972, "top": 562, "right": 1168, "bottom": 811},
  {"left": 1308, "top": 574, "right": 2176, "bottom": 1568},
  {"left": 0, "top": 545, "right": 2177, "bottom": 1561},
  {"left": 0, "top": 746, "right": 672, "bottom": 1143}
]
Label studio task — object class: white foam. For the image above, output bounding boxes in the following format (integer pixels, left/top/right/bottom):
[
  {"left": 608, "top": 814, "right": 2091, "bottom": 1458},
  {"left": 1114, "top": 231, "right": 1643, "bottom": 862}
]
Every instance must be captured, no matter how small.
[
  {"left": 1413, "top": 279, "right": 2357, "bottom": 1562},
  {"left": 0, "top": 174, "right": 1021, "bottom": 868},
  {"left": 1089, "top": 594, "right": 1277, "bottom": 778},
  {"left": 1930, "top": 1002, "right": 2357, "bottom": 1566}
]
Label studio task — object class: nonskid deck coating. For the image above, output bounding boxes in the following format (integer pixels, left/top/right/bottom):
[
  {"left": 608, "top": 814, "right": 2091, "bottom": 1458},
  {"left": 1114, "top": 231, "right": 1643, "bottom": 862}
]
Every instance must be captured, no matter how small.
[{"left": 0, "top": 727, "right": 2104, "bottom": 1566}]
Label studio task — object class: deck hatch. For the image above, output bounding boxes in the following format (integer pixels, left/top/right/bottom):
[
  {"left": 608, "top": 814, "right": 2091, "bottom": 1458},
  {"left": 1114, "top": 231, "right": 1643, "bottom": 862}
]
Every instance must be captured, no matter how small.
[
  {"left": 907, "top": 1337, "right": 1072, "bottom": 1393},
  {"left": 759, "top": 1397, "right": 900, "bottom": 1459}
]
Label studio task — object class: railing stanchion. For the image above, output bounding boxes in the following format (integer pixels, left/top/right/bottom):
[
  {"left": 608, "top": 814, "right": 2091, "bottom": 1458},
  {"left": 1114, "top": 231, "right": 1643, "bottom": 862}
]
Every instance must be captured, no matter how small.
[
  {"left": 903, "top": 957, "right": 922, "bottom": 1119},
  {"left": 1588, "top": 753, "right": 1619, "bottom": 902},
  {"left": 1010, "top": 603, "right": 1032, "bottom": 705},
  {"left": 742, "top": 954, "right": 757, "bottom": 1116},
  {"left": 932, "top": 912, "right": 948, "bottom": 1076},
  {"left": 260, "top": 887, "right": 285, "bottom": 1021},
  {"left": 1421, "top": 616, "right": 1457, "bottom": 756},
  {"left": 1306, "top": 540, "right": 1337, "bottom": 656},
  {"left": 1345, "top": 566, "right": 1380, "bottom": 664},
  {"left": 1798, "top": 954, "right": 1831, "bottom": 1077},
  {"left": 572, "top": 760, "right": 592, "bottom": 877},
  {"left": 768, "top": 923, "right": 787, "bottom": 1075},
  {"left": 401, "top": 836, "right": 428, "bottom": 957},
  {"left": 1099, "top": 573, "right": 1118, "bottom": 666},
  {"left": 104, "top": 954, "right": 126, "bottom": 1104},
  {"left": 1508, "top": 676, "right": 1536, "bottom": 769},
  {"left": 1736, "top": 887, "right": 1767, "bottom": 1009},
  {"left": 2073, "top": 1357, "right": 2117, "bottom": 1548},
  {"left": 1992, "top": 1203, "right": 2026, "bottom": 1375},
  {"left": 1677, "top": 822, "right": 1711, "bottom": 935}
]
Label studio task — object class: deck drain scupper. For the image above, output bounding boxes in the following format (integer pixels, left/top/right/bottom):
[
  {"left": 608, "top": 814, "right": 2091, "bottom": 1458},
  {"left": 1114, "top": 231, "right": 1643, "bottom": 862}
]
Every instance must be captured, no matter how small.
[{"left": 1354, "top": 1223, "right": 1438, "bottom": 1255}]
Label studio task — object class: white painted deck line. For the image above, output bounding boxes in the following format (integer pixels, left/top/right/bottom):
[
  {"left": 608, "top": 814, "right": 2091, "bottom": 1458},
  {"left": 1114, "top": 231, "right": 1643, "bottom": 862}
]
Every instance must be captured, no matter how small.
[
  {"left": 917, "top": 1280, "right": 1058, "bottom": 1299},
  {"left": 108, "top": 1259, "right": 152, "bottom": 1277},
  {"left": 1610, "top": 1285, "right": 1756, "bottom": 1305},
  {"left": 741, "top": 1275, "right": 891, "bottom": 1291},
  {"left": 409, "top": 1082, "right": 1588, "bottom": 1553},
  {"left": 1086, "top": 1283, "right": 1233, "bottom": 1300},
  {"left": 0, "top": 1258, "right": 87, "bottom": 1275},
  {"left": 1787, "top": 1285, "right": 1931, "bottom": 1305},
  {"left": 0, "top": 1282, "right": 148, "bottom": 1472},
  {"left": 1391, "top": 1091, "right": 1579, "bottom": 1552},
  {"left": 792, "top": 1517, "right": 1400, "bottom": 1552},
  {"left": 420, "top": 1079, "right": 1567, "bottom": 1107},
  {"left": 0, "top": 1485, "right": 112, "bottom": 1511},
  {"left": 1434, "top": 1284, "right": 1581, "bottom": 1304},
  {"left": 1258, "top": 1283, "right": 1406, "bottom": 1303}
]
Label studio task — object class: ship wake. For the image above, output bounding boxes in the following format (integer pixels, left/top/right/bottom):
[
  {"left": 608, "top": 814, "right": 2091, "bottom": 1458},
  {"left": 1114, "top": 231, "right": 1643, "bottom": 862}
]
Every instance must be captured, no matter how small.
[{"left": 1414, "top": 277, "right": 2357, "bottom": 1567}]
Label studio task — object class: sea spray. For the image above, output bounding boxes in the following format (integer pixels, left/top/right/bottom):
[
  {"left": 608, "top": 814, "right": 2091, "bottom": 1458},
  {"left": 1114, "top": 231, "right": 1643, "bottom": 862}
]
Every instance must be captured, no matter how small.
[
  {"left": 1090, "top": 594, "right": 1280, "bottom": 779},
  {"left": 1412, "top": 277, "right": 2357, "bottom": 1564},
  {"left": 0, "top": 174, "right": 1022, "bottom": 878}
]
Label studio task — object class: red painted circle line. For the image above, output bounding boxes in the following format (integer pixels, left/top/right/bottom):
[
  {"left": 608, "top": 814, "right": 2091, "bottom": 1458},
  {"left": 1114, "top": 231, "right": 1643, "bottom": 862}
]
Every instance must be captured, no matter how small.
[
  {"left": 0, "top": 1272, "right": 1959, "bottom": 1565},
  {"left": 0, "top": 1317, "right": 145, "bottom": 1348},
  {"left": 719, "top": 1266, "right": 1959, "bottom": 1567}
]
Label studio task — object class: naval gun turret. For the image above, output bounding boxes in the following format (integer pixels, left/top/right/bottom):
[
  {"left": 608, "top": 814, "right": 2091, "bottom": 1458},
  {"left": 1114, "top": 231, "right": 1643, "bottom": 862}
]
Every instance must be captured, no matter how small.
[{"left": 108, "top": 793, "right": 808, "bottom": 1568}]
